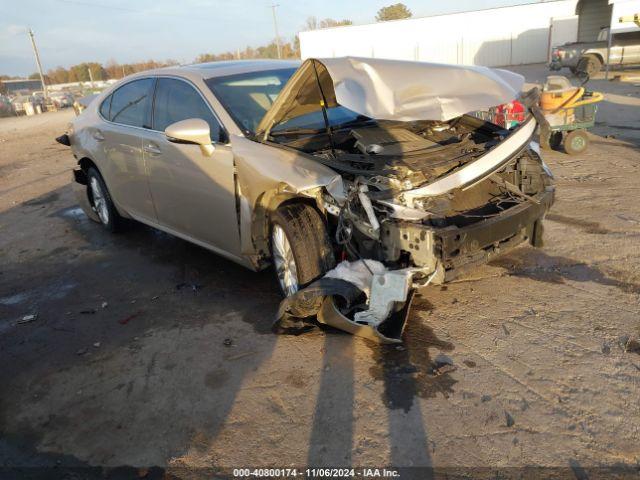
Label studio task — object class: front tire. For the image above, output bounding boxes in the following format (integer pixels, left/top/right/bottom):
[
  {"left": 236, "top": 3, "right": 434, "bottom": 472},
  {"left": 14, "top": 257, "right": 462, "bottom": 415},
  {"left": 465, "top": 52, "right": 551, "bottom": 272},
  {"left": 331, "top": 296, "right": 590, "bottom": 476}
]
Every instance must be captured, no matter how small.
[
  {"left": 87, "top": 167, "right": 123, "bottom": 232},
  {"left": 270, "top": 203, "right": 335, "bottom": 297}
]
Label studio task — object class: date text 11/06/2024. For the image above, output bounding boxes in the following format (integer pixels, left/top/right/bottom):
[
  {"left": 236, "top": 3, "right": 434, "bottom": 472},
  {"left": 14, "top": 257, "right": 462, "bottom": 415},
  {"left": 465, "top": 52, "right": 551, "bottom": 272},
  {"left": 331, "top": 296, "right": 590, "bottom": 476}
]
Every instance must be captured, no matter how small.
[{"left": 233, "top": 468, "right": 400, "bottom": 478}]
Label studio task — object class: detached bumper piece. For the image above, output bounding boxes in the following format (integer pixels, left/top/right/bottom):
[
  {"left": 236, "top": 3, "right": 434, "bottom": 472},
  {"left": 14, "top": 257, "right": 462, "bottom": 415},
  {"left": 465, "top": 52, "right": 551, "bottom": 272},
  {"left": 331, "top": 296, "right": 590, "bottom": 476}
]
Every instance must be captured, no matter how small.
[{"left": 275, "top": 260, "right": 419, "bottom": 344}]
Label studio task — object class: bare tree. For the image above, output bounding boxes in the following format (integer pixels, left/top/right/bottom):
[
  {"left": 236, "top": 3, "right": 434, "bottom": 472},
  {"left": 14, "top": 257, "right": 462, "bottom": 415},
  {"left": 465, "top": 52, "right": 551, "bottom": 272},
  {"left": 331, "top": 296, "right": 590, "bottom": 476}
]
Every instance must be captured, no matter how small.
[{"left": 303, "top": 16, "right": 352, "bottom": 31}]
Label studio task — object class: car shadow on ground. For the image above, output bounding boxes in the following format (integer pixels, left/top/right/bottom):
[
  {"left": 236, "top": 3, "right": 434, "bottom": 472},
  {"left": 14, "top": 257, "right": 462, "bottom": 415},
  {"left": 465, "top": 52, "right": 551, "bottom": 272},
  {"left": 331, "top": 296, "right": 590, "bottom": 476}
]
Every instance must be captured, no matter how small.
[
  {"left": 0, "top": 185, "right": 282, "bottom": 474},
  {"left": 1, "top": 185, "right": 453, "bottom": 476}
]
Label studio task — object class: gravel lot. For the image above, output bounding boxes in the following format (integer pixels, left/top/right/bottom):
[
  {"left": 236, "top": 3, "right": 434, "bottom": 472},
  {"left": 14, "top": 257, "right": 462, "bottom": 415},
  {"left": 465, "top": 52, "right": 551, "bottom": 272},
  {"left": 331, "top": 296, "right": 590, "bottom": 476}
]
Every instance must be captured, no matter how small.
[{"left": 1, "top": 70, "right": 639, "bottom": 478}]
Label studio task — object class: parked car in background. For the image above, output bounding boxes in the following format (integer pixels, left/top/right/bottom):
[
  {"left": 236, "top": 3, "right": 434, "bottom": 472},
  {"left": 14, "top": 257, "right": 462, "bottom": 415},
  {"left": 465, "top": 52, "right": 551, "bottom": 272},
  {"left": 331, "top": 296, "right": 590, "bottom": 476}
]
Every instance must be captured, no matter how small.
[
  {"left": 551, "top": 28, "right": 640, "bottom": 76},
  {"left": 0, "top": 95, "right": 13, "bottom": 117},
  {"left": 73, "top": 94, "right": 97, "bottom": 116},
  {"left": 50, "top": 92, "right": 74, "bottom": 108},
  {"left": 10, "top": 95, "right": 29, "bottom": 115}
]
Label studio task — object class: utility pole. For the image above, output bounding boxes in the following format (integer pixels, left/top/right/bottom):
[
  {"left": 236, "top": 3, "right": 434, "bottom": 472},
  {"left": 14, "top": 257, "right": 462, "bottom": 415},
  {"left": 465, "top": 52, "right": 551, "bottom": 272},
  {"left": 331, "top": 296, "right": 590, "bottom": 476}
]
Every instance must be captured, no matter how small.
[
  {"left": 28, "top": 28, "right": 47, "bottom": 98},
  {"left": 87, "top": 67, "right": 95, "bottom": 89},
  {"left": 269, "top": 4, "right": 282, "bottom": 59}
]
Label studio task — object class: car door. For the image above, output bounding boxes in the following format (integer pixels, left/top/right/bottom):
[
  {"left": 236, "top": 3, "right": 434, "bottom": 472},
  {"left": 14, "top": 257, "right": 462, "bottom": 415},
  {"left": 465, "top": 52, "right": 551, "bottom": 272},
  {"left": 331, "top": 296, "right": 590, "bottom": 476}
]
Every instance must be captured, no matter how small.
[
  {"left": 97, "top": 78, "right": 157, "bottom": 223},
  {"left": 140, "top": 76, "right": 241, "bottom": 255}
]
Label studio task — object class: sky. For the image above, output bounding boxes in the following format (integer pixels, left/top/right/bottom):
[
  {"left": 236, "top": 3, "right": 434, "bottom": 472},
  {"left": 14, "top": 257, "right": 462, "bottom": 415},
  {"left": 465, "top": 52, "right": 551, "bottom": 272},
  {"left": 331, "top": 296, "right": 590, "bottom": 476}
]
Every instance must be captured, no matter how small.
[{"left": 1, "top": 0, "right": 546, "bottom": 77}]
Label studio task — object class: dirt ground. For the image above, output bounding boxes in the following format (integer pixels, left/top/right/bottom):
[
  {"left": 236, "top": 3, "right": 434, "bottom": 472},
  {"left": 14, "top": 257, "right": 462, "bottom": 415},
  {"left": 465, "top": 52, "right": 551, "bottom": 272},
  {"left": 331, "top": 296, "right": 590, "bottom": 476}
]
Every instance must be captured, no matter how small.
[{"left": 1, "top": 70, "right": 639, "bottom": 479}]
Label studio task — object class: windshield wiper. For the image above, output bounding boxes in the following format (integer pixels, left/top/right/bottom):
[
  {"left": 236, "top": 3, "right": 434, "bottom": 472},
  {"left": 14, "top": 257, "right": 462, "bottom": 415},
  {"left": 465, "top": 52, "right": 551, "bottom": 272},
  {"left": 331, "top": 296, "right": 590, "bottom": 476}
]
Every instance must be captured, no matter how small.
[
  {"left": 269, "top": 127, "right": 326, "bottom": 136},
  {"left": 271, "top": 117, "right": 376, "bottom": 137}
]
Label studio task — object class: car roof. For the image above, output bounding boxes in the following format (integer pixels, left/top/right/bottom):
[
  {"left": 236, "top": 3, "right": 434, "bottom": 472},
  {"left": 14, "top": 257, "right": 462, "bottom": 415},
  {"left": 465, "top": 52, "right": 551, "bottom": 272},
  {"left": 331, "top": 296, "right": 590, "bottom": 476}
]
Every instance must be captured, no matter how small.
[{"left": 138, "top": 59, "right": 301, "bottom": 81}]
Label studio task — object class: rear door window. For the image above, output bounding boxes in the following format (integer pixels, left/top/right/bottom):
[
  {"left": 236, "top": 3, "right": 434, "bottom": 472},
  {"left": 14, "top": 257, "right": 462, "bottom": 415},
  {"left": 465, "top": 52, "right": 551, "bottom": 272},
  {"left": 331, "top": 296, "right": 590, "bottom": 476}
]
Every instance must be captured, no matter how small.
[
  {"left": 152, "top": 78, "right": 224, "bottom": 142},
  {"left": 109, "top": 78, "right": 154, "bottom": 128}
]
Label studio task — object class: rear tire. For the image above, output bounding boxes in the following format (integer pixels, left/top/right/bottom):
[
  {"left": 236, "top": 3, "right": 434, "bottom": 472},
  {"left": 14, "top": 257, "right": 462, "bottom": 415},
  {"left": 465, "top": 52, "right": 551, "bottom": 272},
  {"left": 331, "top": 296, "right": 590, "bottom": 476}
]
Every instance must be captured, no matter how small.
[
  {"left": 270, "top": 203, "right": 335, "bottom": 297},
  {"left": 577, "top": 55, "right": 602, "bottom": 77},
  {"left": 564, "top": 129, "right": 589, "bottom": 156},
  {"left": 87, "top": 167, "right": 123, "bottom": 232}
]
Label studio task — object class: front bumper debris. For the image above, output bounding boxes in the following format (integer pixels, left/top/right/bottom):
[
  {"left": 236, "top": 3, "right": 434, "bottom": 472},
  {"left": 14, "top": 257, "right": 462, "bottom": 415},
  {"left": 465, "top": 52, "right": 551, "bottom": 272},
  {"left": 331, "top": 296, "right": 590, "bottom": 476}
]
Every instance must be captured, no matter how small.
[
  {"left": 382, "top": 186, "right": 555, "bottom": 282},
  {"left": 435, "top": 187, "right": 554, "bottom": 282},
  {"left": 276, "top": 185, "right": 553, "bottom": 343},
  {"left": 275, "top": 260, "right": 429, "bottom": 344},
  {"left": 317, "top": 291, "right": 416, "bottom": 344}
]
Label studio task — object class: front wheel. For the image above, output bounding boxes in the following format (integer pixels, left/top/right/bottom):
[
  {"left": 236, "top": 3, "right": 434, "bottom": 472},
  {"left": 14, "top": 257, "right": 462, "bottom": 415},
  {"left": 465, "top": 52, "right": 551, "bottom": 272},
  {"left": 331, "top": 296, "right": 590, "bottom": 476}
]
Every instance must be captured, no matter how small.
[
  {"left": 87, "top": 167, "right": 123, "bottom": 232},
  {"left": 270, "top": 203, "right": 335, "bottom": 297}
]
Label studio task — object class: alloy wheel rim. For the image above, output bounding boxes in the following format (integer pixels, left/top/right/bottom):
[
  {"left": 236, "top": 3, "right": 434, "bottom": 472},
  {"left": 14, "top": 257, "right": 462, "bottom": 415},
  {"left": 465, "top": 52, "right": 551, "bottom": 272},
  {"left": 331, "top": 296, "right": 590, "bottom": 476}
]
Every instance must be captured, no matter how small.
[
  {"left": 272, "top": 225, "right": 298, "bottom": 296},
  {"left": 90, "top": 177, "right": 110, "bottom": 225}
]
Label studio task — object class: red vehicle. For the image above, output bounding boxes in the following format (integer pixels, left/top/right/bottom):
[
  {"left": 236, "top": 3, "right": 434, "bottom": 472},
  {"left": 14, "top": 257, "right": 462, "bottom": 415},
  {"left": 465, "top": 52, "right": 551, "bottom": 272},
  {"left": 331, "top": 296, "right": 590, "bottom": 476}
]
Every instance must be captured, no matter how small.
[{"left": 494, "top": 100, "right": 526, "bottom": 129}]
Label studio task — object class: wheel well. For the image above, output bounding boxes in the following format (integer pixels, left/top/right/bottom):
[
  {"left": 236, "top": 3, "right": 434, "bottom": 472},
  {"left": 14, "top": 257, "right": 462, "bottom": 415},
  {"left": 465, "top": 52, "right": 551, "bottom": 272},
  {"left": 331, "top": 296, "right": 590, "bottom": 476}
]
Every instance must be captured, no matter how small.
[
  {"left": 583, "top": 52, "right": 604, "bottom": 64},
  {"left": 78, "top": 157, "right": 98, "bottom": 174},
  {"left": 276, "top": 196, "right": 318, "bottom": 214},
  {"left": 250, "top": 191, "right": 329, "bottom": 265}
]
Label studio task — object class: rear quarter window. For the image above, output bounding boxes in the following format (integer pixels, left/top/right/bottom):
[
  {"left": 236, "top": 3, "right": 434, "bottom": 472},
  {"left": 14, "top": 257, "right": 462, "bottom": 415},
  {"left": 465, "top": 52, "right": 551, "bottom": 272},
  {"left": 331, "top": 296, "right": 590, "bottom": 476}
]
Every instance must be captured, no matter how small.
[{"left": 99, "top": 94, "right": 111, "bottom": 120}]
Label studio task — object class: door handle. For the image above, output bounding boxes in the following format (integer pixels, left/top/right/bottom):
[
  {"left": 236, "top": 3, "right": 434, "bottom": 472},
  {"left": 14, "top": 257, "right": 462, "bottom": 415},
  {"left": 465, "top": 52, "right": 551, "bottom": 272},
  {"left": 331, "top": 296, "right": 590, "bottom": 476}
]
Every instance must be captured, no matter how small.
[
  {"left": 92, "top": 130, "right": 104, "bottom": 141},
  {"left": 143, "top": 142, "right": 162, "bottom": 155}
]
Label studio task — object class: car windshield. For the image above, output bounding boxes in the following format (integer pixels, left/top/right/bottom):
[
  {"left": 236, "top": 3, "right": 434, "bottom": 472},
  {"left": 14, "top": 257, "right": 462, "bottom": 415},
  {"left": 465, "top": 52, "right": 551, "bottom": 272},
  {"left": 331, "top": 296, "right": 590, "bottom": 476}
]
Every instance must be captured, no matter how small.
[
  {"left": 206, "top": 68, "right": 297, "bottom": 134},
  {"left": 270, "top": 105, "right": 371, "bottom": 133}
]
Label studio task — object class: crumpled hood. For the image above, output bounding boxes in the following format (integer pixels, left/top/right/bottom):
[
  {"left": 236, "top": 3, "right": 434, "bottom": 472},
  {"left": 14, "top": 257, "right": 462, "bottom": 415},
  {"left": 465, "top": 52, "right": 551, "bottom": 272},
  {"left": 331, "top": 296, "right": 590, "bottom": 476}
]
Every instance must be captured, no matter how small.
[
  {"left": 257, "top": 57, "right": 525, "bottom": 137},
  {"left": 319, "top": 56, "right": 524, "bottom": 122}
]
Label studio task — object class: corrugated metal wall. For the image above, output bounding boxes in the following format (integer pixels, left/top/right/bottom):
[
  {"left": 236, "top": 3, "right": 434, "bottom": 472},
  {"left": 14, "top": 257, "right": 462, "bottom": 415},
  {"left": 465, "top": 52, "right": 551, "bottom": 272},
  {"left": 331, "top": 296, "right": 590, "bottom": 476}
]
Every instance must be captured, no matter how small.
[
  {"left": 577, "top": 0, "right": 613, "bottom": 41},
  {"left": 300, "top": 1, "right": 578, "bottom": 67}
]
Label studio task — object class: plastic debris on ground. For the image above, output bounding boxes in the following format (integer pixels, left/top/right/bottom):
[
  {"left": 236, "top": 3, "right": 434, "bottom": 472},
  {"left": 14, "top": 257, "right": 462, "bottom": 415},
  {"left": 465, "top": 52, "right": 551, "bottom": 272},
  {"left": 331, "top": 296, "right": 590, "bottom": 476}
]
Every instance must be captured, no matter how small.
[
  {"left": 17, "top": 314, "right": 38, "bottom": 324},
  {"left": 275, "top": 260, "right": 419, "bottom": 343}
]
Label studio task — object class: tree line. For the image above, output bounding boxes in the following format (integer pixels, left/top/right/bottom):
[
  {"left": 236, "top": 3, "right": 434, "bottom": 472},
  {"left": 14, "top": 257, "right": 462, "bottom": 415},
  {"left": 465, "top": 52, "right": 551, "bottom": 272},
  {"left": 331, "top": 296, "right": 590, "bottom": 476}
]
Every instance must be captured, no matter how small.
[{"left": 0, "top": 4, "right": 412, "bottom": 90}]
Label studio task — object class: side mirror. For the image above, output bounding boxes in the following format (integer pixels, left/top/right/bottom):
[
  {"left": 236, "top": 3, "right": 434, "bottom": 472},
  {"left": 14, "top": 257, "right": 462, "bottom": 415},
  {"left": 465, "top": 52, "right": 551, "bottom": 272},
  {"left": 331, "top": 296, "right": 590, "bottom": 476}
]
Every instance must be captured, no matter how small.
[{"left": 165, "top": 118, "right": 215, "bottom": 156}]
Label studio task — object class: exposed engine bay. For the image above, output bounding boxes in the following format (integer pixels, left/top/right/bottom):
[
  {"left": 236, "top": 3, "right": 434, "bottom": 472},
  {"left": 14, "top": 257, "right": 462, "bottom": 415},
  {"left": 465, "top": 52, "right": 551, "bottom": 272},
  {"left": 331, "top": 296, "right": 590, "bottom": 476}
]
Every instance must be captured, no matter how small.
[{"left": 273, "top": 115, "right": 504, "bottom": 191}]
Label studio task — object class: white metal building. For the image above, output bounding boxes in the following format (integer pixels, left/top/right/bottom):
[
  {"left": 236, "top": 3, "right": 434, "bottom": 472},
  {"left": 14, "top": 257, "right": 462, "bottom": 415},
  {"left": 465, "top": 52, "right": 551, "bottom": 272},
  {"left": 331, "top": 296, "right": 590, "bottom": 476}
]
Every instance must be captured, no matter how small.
[{"left": 299, "top": 1, "right": 583, "bottom": 67}]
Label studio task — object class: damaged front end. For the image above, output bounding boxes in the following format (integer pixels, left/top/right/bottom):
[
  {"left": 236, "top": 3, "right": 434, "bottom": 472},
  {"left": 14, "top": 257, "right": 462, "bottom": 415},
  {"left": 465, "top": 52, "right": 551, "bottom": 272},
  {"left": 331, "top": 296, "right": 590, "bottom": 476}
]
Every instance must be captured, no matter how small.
[{"left": 261, "top": 58, "right": 555, "bottom": 342}]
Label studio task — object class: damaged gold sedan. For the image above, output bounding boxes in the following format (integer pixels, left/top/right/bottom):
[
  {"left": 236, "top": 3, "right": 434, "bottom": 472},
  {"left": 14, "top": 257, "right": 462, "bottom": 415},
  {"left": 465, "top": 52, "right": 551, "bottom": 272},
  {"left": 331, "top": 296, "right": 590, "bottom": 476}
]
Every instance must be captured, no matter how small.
[{"left": 59, "top": 57, "right": 554, "bottom": 343}]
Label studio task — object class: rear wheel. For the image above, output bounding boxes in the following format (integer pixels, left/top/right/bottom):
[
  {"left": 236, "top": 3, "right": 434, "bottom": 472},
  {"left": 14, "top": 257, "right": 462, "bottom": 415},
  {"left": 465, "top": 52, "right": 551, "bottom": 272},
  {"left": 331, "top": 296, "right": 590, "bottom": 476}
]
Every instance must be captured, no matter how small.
[
  {"left": 577, "top": 55, "right": 602, "bottom": 77},
  {"left": 564, "top": 129, "right": 589, "bottom": 155},
  {"left": 270, "top": 203, "right": 335, "bottom": 297},
  {"left": 87, "top": 167, "right": 123, "bottom": 232}
]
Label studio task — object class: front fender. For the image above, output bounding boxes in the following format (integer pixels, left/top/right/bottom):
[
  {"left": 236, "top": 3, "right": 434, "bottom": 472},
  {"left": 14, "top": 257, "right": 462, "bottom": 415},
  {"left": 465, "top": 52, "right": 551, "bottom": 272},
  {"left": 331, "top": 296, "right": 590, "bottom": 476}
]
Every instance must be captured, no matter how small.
[{"left": 231, "top": 136, "right": 344, "bottom": 264}]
